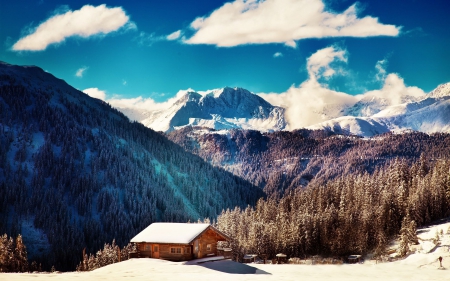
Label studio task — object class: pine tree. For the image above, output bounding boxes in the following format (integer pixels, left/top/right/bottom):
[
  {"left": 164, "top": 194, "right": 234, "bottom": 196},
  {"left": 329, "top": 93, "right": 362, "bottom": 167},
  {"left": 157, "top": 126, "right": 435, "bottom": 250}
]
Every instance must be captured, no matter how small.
[
  {"left": 397, "top": 229, "right": 410, "bottom": 257},
  {"left": 14, "top": 234, "right": 28, "bottom": 272}
]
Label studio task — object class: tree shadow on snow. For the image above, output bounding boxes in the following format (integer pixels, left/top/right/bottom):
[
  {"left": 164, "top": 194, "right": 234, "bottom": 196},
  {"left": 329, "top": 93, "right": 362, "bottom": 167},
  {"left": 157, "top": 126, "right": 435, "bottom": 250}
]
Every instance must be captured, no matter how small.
[{"left": 199, "top": 260, "right": 271, "bottom": 275}]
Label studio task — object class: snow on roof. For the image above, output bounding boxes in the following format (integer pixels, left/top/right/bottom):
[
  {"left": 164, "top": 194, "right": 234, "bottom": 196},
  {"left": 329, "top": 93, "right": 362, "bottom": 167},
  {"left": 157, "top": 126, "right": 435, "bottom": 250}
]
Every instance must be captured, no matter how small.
[{"left": 130, "top": 223, "right": 211, "bottom": 244}]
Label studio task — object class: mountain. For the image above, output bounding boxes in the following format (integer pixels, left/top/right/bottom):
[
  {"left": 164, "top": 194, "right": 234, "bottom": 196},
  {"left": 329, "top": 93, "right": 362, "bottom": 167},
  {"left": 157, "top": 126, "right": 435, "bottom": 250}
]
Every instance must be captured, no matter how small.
[
  {"left": 307, "top": 116, "right": 390, "bottom": 138},
  {"left": 168, "top": 127, "right": 450, "bottom": 196},
  {"left": 309, "top": 82, "right": 450, "bottom": 137},
  {"left": 113, "top": 80, "right": 450, "bottom": 138},
  {"left": 137, "top": 87, "right": 286, "bottom": 132},
  {"left": 428, "top": 82, "right": 450, "bottom": 98},
  {"left": 0, "top": 62, "right": 264, "bottom": 270}
]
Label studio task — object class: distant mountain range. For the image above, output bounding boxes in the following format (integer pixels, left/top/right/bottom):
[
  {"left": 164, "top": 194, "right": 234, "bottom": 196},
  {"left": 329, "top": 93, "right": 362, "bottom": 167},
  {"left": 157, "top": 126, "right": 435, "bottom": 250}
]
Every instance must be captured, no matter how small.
[{"left": 123, "top": 81, "right": 450, "bottom": 137}]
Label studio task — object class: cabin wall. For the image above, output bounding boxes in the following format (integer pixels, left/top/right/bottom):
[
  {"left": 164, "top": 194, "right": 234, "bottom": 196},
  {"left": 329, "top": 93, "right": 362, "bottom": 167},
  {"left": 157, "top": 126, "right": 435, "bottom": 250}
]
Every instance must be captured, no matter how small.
[
  {"left": 197, "top": 228, "right": 222, "bottom": 258},
  {"left": 136, "top": 243, "right": 192, "bottom": 261},
  {"left": 159, "top": 244, "right": 192, "bottom": 261},
  {"left": 137, "top": 243, "right": 153, "bottom": 258}
]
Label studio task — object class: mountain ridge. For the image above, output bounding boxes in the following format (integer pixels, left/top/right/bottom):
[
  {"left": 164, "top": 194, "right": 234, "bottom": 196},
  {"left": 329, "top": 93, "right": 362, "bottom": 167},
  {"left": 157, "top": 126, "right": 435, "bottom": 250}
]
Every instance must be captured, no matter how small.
[
  {"left": 134, "top": 87, "right": 287, "bottom": 132},
  {"left": 117, "top": 79, "right": 450, "bottom": 137}
]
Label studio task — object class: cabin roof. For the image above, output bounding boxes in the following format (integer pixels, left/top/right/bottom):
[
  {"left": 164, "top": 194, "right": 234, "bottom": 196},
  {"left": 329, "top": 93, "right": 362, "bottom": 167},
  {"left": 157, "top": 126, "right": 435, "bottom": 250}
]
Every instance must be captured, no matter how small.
[{"left": 130, "top": 223, "right": 228, "bottom": 244}]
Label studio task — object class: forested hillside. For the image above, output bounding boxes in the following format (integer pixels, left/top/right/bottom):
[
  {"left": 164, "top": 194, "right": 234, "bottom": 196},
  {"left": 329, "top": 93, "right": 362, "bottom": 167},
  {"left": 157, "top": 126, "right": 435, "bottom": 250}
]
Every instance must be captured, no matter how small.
[
  {"left": 0, "top": 62, "right": 263, "bottom": 270},
  {"left": 216, "top": 157, "right": 450, "bottom": 260},
  {"left": 168, "top": 127, "right": 450, "bottom": 195}
]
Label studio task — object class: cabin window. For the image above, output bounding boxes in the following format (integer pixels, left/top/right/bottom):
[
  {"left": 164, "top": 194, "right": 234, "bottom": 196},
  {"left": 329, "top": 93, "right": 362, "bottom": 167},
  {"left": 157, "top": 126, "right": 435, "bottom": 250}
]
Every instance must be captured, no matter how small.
[
  {"left": 206, "top": 244, "right": 211, "bottom": 251},
  {"left": 145, "top": 245, "right": 150, "bottom": 251},
  {"left": 185, "top": 247, "right": 191, "bottom": 254},
  {"left": 171, "top": 247, "right": 182, "bottom": 254}
]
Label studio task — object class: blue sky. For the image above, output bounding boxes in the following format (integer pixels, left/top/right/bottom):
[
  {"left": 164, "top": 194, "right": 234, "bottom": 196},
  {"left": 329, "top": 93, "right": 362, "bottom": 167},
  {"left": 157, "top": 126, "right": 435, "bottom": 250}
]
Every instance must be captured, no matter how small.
[{"left": 1, "top": 0, "right": 449, "bottom": 106}]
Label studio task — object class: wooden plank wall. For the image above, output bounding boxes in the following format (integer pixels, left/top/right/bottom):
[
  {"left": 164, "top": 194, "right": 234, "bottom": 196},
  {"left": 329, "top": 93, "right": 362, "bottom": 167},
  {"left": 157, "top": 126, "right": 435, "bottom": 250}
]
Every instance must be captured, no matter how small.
[{"left": 197, "top": 228, "right": 220, "bottom": 258}]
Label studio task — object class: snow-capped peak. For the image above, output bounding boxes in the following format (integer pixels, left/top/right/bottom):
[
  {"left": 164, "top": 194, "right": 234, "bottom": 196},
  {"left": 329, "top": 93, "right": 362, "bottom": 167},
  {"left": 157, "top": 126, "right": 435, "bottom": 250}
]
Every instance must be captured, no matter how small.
[
  {"left": 428, "top": 82, "right": 450, "bottom": 98},
  {"left": 138, "top": 87, "right": 286, "bottom": 132}
]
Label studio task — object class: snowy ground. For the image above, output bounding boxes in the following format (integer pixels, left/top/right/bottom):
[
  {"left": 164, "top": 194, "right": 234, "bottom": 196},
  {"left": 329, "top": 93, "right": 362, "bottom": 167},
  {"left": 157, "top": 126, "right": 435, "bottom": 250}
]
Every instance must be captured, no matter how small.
[{"left": 2, "top": 222, "right": 450, "bottom": 281}]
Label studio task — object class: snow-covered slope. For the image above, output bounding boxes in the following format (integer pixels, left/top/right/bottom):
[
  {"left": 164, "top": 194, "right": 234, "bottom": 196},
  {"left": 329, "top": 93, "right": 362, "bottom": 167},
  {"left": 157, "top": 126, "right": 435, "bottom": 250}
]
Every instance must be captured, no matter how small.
[
  {"left": 373, "top": 96, "right": 450, "bottom": 133},
  {"left": 429, "top": 82, "right": 450, "bottom": 98},
  {"left": 307, "top": 116, "right": 390, "bottom": 137},
  {"left": 311, "top": 82, "right": 450, "bottom": 137},
  {"left": 6, "top": 220, "right": 450, "bottom": 280},
  {"left": 344, "top": 94, "right": 422, "bottom": 118},
  {"left": 137, "top": 87, "right": 286, "bottom": 132}
]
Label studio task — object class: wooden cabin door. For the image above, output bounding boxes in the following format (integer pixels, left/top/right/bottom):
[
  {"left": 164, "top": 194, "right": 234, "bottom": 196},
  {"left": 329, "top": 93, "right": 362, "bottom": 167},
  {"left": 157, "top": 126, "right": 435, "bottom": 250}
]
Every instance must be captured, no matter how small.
[{"left": 153, "top": 244, "right": 159, "bottom": 259}]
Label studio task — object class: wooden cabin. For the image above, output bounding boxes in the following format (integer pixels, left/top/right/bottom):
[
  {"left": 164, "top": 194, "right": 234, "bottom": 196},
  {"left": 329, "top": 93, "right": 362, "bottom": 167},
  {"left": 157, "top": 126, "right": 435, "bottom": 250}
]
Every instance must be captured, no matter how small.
[{"left": 130, "top": 223, "right": 229, "bottom": 261}]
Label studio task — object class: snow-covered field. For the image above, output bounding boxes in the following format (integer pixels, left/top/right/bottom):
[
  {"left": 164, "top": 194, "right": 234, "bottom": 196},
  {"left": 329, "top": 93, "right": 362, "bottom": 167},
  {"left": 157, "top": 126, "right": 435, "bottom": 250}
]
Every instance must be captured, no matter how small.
[{"left": 3, "top": 222, "right": 450, "bottom": 281}]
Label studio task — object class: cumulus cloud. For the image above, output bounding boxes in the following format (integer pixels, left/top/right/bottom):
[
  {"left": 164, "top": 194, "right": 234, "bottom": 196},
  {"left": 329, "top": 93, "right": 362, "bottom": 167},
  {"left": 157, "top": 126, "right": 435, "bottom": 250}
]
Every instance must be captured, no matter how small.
[
  {"left": 259, "top": 46, "right": 424, "bottom": 130},
  {"left": 13, "top": 4, "right": 131, "bottom": 51},
  {"left": 75, "top": 66, "right": 88, "bottom": 78},
  {"left": 307, "top": 46, "right": 347, "bottom": 82},
  {"left": 83, "top": 88, "right": 106, "bottom": 100},
  {"left": 359, "top": 73, "right": 425, "bottom": 106},
  {"left": 259, "top": 46, "right": 356, "bottom": 128},
  {"left": 273, "top": 52, "right": 283, "bottom": 58},
  {"left": 82, "top": 87, "right": 192, "bottom": 121},
  {"left": 185, "top": 0, "right": 400, "bottom": 47},
  {"left": 167, "top": 30, "right": 182, "bottom": 40}
]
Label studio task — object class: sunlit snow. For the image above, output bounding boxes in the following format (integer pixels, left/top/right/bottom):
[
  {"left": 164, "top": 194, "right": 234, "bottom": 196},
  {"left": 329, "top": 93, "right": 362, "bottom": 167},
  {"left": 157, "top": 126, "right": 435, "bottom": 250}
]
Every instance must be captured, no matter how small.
[{"left": 4, "top": 221, "right": 450, "bottom": 281}]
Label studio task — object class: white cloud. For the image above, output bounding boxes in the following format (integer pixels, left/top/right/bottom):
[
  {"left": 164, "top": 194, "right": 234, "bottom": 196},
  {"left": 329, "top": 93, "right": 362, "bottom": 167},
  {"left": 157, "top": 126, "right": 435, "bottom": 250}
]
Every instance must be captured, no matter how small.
[
  {"left": 75, "top": 66, "right": 88, "bottom": 78},
  {"left": 136, "top": 32, "right": 161, "bottom": 46},
  {"left": 13, "top": 4, "right": 131, "bottom": 51},
  {"left": 107, "top": 90, "right": 188, "bottom": 112},
  {"left": 273, "top": 52, "right": 283, "bottom": 58},
  {"left": 375, "top": 59, "right": 388, "bottom": 82},
  {"left": 122, "top": 79, "right": 127, "bottom": 86},
  {"left": 358, "top": 73, "right": 425, "bottom": 106},
  {"left": 260, "top": 81, "right": 358, "bottom": 129},
  {"left": 83, "top": 88, "right": 106, "bottom": 100},
  {"left": 82, "top": 87, "right": 192, "bottom": 121},
  {"left": 167, "top": 30, "right": 182, "bottom": 40},
  {"left": 306, "top": 46, "right": 347, "bottom": 82},
  {"left": 284, "top": 40, "right": 297, "bottom": 48},
  {"left": 258, "top": 46, "right": 424, "bottom": 130},
  {"left": 137, "top": 30, "right": 181, "bottom": 46},
  {"left": 185, "top": 0, "right": 400, "bottom": 47}
]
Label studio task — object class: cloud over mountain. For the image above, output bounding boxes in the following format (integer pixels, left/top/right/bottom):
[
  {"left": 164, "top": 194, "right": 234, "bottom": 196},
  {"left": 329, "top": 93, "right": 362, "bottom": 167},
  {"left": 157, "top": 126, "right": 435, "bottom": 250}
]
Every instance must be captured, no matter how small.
[{"left": 259, "top": 45, "right": 425, "bottom": 130}]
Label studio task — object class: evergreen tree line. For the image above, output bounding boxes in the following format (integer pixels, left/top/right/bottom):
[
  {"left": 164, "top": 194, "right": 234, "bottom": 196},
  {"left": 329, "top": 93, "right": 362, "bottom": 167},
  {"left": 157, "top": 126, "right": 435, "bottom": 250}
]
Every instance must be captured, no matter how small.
[
  {"left": 76, "top": 240, "right": 136, "bottom": 271},
  {"left": 0, "top": 234, "right": 29, "bottom": 272},
  {"left": 216, "top": 157, "right": 450, "bottom": 261}
]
